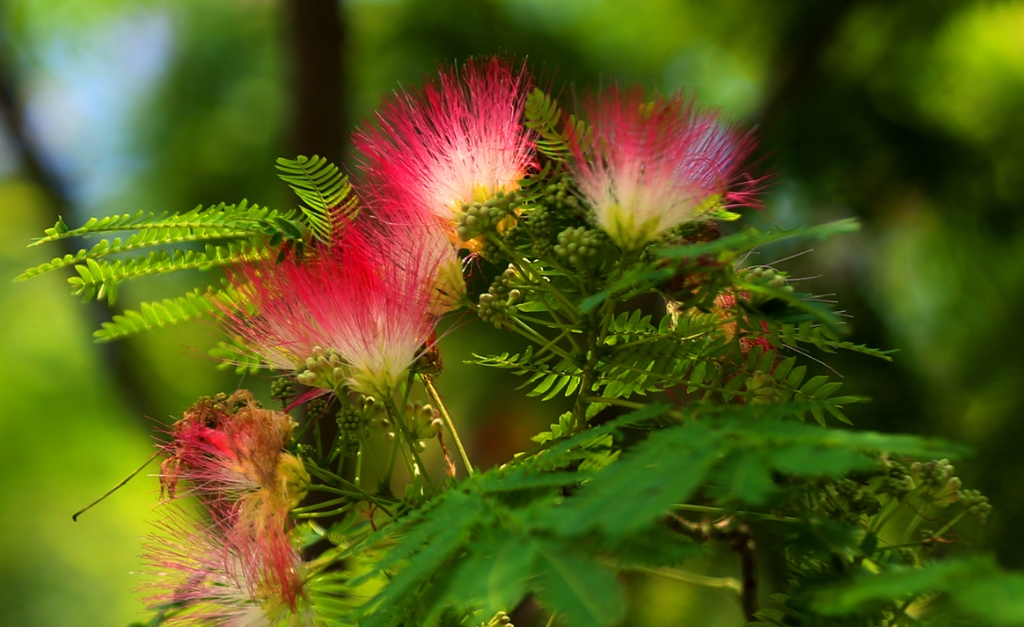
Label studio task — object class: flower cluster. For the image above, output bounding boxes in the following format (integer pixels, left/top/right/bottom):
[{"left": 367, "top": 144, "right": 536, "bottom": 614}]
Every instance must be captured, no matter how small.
[
  {"left": 216, "top": 60, "right": 760, "bottom": 400},
  {"left": 147, "top": 392, "right": 311, "bottom": 625},
  {"left": 177, "top": 61, "right": 760, "bottom": 622}
]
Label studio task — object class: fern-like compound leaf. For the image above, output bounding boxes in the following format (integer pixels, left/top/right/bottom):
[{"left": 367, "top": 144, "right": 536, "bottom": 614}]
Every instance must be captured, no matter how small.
[
  {"left": 92, "top": 287, "right": 243, "bottom": 342},
  {"left": 66, "top": 242, "right": 268, "bottom": 304},
  {"left": 275, "top": 155, "right": 358, "bottom": 242},
  {"left": 29, "top": 200, "right": 297, "bottom": 246},
  {"left": 525, "top": 89, "right": 592, "bottom": 161}
]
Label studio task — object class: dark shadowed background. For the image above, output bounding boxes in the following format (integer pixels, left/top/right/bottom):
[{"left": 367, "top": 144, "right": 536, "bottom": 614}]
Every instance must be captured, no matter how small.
[{"left": 1, "top": 0, "right": 1022, "bottom": 625}]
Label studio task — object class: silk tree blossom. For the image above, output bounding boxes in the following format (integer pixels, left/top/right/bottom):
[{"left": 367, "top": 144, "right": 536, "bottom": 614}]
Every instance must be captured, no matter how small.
[
  {"left": 141, "top": 505, "right": 312, "bottom": 627},
  {"left": 354, "top": 57, "right": 536, "bottom": 239},
  {"left": 571, "top": 87, "right": 759, "bottom": 250},
  {"left": 224, "top": 218, "right": 455, "bottom": 397}
]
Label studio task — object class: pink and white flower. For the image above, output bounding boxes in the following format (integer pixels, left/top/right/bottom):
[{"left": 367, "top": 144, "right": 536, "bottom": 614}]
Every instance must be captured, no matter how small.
[
  {"left": 571, "top": 87, "right": 759, "bottom": 249},
  {"left": 224, "top": 217, "right": 455, "bottom": 396},
  {"left": 141, "top": 505, "right": 311, "bottom": 627},
  {"left": 354, "top": 57, "right": 536, "bottom": 236}
]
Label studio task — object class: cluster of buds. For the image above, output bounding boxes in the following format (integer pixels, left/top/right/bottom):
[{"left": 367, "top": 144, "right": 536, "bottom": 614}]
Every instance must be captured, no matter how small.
[
  {"left": 477, "top": 266, "right": 522, "bottom": 327},
  {"left": 958, "top": 489, "right": 993, "bottom": 524},
  {"left": 149, "top": 391, "right": 312, "bottom": 622},
  {"left": 337, "top": 396, "right": 380, "bottom": 437},
  {"left": 526, "top": 205, "right": 556, "bottom": 257},
  {"left": 455, "top": 190, "right": 519, "bottom": 241},
  {"left": 738, "top": 266, "right": 789, "bottom": 290},
  {"left": 306, "top": 395, "right": 330, "bottom": 423},
  {"left": 554, "top": 226, "right": 604, "bottom": 265},
  {"left": 744, "top": 370, "right": 778, "bottom": 404},
  {"left": 880, "top": 467, "right": 915, "bottom": 499},
  {"left": 269, "top": 377, "right": 296, "bottom": 402},
  {"left": 910, "top": 459, "right": 961, "bottom": 507},
  {"left": 736, "top": 266, "right": 794, "bottom": 309},
  {"left": 295, "top": 346, "right": 347, "bottom": 389},
  {"left": 484, "top": 611, "right": 515, "bottom": 627},
  {"left": 385, "top": 402, "right": 443, "bottom": 452}
]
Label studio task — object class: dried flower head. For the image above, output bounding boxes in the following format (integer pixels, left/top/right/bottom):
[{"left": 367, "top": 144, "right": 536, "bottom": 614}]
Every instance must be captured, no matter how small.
[
  {"left": 571, "top": 87, "right": 759, "bottom": 249},
  {"left": 354, "top": 57, "right": 536, "bottom": 238},
  {"left": 159, "top": 391, "right": 309, "bottom": 609}
]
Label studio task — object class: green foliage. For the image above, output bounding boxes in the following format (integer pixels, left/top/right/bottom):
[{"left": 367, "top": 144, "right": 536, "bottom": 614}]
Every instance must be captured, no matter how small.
[
  {"left": 762, "top": 320, "right": 895, "bottom": 361},
  {"left": 19, "top": 137, "right": 1006, "bottom": 627},
  {"left": 524, "top": 88, "right": 591, "bottom": 161},
  {"left": 811, "top": 557, "right": 1024, "bottom": 625},
  {"left": 275, "top": 155, "right": 358, "bottom": 242}
]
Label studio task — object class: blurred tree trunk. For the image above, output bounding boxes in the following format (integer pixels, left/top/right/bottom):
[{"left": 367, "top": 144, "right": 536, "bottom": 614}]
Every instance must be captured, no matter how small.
[
  {"left": 284, "top": 0, "right": 347, "bottom": 162},
  {"left": 0, "top": 44, "right": 158, "bottom": 423},
  {"left": 282, "top": 0, "right": 351, "bottom": 496}
]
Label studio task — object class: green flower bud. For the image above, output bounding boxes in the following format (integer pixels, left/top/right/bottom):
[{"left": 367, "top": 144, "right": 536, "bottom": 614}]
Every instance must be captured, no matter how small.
[{"left": 269, "top": 378, "right": 295, "bottom": 400}]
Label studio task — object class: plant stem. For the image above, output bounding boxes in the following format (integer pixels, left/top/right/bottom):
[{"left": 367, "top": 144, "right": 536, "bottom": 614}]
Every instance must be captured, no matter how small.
[
  {"left": 307, "top": 484, "right": 365, "bottom": 499},
  {"left": 675, "top": 503, "right": 800, "bottom": 524},
  {"left": 494, "top": 239, "right": 581, "bottom": 321},
  {"left": 897, "top": 501, "right": 930, "bottom": 546},
  {"left": 509, "top": 318, "right": 576, "bottom": 361},
  {"left": 307, "top": 484, "right": 393, "bottom": 516},
  {"left": 383, "top": 397, "right": 432, "bottom": 492},
  {"left": 354, "top": 440, "right": 363, "bottom": 488},
  {"left": 294, "top": 504, "right": 355, "bottom": 519},
  {"left": 633, "top": 566, "right": 742, "bottom": 595},
  {"left": 304, "top": 461, "right": 395, "bottom": 516},
  {"left": 292, "top": 496, "right": 350, "bottom": 513},
  {"left": 925, "top": 509, "right": 969, "bottom": 544},
  {"left": 422, "top": 375, "right": 474, "bottom": 476},
  {"left": 72, "top": 450, "right": 161, "bottom": 521}
]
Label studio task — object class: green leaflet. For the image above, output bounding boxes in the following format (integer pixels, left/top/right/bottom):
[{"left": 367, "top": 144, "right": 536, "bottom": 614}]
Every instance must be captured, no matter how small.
[
  {"left": 532, "top": 546, "right": 626, "bottom": 627},
  {"left": 93, "top": 287, "right": 241, "bottom": 342},
  {"left": 28, "top": 200, "right": 298, "bottom": 246},
  {"left": 655, "top": 219, "right": 862, "bottom": 261},
  {"left": 546, "top": 422, "right": 720, "bottom": 537},
  {"left": 67, "top": 242, "right": 266, "bottom": 304}
]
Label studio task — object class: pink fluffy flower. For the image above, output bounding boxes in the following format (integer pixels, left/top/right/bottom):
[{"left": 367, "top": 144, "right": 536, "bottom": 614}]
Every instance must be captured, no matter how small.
[
  {"left": 571, "top": 87, "right": 759, "bottom": 249},
  {"left": 224, "top": 218, "right": 454, "bottom": 396},
  {"left": 354, "top": 57, "right": 536, "bottom": 235},
  {"left": 141, "top": 505, "right": 310, "bottom": 627}
]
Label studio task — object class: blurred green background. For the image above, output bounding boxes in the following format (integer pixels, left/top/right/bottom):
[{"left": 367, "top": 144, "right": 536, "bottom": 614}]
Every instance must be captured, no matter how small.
[{"left": 1, "top": 0, "right": 1023, "bottom": 624}]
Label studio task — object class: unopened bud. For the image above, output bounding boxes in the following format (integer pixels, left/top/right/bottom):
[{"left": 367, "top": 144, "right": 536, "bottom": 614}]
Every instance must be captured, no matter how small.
[{"left": 277, "top": 453, "right": 311, "bottom": 508}]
